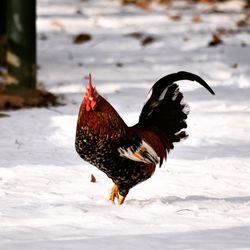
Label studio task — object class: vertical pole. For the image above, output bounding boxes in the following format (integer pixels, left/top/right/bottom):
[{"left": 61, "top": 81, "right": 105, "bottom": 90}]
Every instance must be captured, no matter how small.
[
  {"left": 0, "top": 0, "right": 7, "bottom": 69},
  {"left": 6, "top": 0, "right": 36, "bottom": 89}
]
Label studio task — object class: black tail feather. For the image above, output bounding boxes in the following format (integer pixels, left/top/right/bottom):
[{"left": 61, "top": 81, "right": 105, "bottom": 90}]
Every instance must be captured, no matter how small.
[{"left": 138, "top": 71, "right": 215, "bottom": 149}]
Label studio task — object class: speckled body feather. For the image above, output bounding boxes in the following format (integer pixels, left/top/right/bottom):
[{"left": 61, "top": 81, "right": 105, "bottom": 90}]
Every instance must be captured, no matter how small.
[{"left": 75, "top": 97, "right": 155, "bottom": 196}]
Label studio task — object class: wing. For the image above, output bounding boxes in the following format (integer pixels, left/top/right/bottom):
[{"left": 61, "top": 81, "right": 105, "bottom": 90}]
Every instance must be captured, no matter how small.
[
  {"left": 117, "top": 129, "right": 167, "bottom": 166},
  {"left": 118, "top": 139, "right": 160, "bottom": 165}
]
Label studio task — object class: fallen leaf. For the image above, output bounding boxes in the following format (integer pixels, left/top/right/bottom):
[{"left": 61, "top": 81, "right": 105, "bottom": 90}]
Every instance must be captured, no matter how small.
[
  {"left": 51, "top": 20, "right": 64, "bottom": 30},
  {"left": 192, "top": 15, "right": 202, "bottom": 23},
  {"left": 73, "top": 33, "right": 92, "bottom": 44},
  {"left": 91, "top": 174, "right": 96, "bottom": 183},
  {"left": 121, "top": 0, "right": 136, "bottom": 5},
  {"left": 136, "top": 0, "right": 151, "bottom": 10},
  {"left": 237, "top": 19, "right": 249, "bottom": 27},
  {"left": 208, "top": 33, "right": 223, "bottom": 47},
  {"left": 141, "top": 35, "right": 156, "bottom": 46},
  {"left": 122, "top": 0, "right": 151, "bottom": 9},
  {"left": 169, "top": 15, "right": 181, "bottom": 21}
]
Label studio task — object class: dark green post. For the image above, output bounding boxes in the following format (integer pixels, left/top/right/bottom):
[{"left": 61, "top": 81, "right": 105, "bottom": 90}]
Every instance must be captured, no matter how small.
[
  {"left": 0, "top": 0, "right": 7, "bottom": 69},
  {"left": 6, "top": 0, "right": 36, "bottom": 89}
]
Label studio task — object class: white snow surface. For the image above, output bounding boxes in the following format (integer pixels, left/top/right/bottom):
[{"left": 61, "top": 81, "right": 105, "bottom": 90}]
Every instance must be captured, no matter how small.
[{"left": 1, "top": 0, "right": 250, "bottom": 249}]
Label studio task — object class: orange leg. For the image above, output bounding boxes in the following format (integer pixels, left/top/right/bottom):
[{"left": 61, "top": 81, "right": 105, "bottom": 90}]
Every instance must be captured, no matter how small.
[{"left": 109, "top": 184, "right": 126, "bottom": 205}]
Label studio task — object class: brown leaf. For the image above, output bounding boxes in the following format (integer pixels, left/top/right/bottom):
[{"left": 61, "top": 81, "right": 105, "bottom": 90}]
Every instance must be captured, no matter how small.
[
  {"left": 73, "top": 33, "right": 92, "bottom": 44},
  {"left": 237, "top": 19, "right": 249, "bottom": 27},
  {"left": 141, "top": 35, "right": 156, "bottom": 46},
  {"left": 136, "top": 0, "right": 151, "bottom": 10},
  {"left": 169, "top": 15, "right": 181, "bottom": 21},
  {"left": 121, "top": 0, "right": 151, "bottom": 9},
  {"left": 192, "top": 15, "right": 202, "bottom": 23},
  {"left": 51, "top": 20, "right": 64, "bottom": 30},
  {"left": 90, "top": 174, "right": 96, "bottom": 183},
  {"left": 122, "top": 0, "right": 136, "bottom": 4},
  {"left": 208, "top": 33, "right": 223, "bottom": 47}
]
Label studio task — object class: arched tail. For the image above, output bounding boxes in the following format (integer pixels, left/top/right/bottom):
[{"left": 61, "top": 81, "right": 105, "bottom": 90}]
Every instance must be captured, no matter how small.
[{"left": 137, "top": 71, "right": 215, "bottom": 149}]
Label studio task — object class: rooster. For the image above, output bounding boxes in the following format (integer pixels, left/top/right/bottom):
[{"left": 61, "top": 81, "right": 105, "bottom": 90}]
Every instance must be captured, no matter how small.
[{"left": 75, "top": 72, "right": 215, "bottom": 205}]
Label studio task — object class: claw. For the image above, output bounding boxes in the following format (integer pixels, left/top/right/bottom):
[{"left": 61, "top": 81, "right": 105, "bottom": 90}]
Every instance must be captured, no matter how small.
[
  {"left": 118, "top": 195, "right": 125, "bottom": 205},
  {"left": 109, "top": 184, "right": 126, "bottom": 205},
  {"left": 109, "top": 184, "right": 119, "bottom": 202}
]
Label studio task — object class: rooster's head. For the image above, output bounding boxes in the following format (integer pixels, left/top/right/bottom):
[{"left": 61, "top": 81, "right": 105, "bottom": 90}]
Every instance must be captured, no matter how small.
[{"left": 83, "top": 74, "right": 99, "bottom": 111}]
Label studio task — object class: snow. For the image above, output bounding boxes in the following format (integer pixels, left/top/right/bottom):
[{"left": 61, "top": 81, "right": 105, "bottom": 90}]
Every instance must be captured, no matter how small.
[{"left": 1, "top": 0, "right": 250, "bottom": 249}]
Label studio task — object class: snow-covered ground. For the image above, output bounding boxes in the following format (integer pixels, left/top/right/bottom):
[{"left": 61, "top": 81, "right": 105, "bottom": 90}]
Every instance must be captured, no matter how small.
[{"left": 1, "top": 0, "right": 250, "bottom": 249}]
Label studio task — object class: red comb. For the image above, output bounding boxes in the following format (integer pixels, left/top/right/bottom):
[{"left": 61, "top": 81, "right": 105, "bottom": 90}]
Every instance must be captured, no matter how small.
[
  {"left": 86, "top": 73, "right": 94, "bottom": 96},
  {"left": 88, "top": 73, "right": 92, "bottom": 88},
  {"left": 88, "top": 73, "right": 92, "bottom": 86}
]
